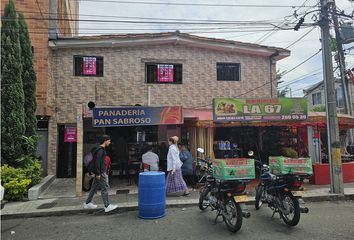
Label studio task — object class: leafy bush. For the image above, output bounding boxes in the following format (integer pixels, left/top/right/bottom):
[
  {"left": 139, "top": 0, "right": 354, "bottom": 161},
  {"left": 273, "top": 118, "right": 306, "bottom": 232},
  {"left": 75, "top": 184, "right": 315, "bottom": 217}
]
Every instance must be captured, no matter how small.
[
  {"left": 21, "top": 158, "right": 43, "bottom": 187},
  {"left": 15, "top": 155, "right": 43, "bottom": 187},
  {"left": 1, "top": 165, "right": 31, "bottom": 200},
  {"left": 312, "top": 105, "right": 326, "bottom": 112},
  {"left": 3, "top": 179, "right": 31, "bottom": 201},
  {"left": 281, "top": 147, "right": 298, "bottom": 158},
  {"left": 1, "top": 154, "right": 43, "bottom": 200}
]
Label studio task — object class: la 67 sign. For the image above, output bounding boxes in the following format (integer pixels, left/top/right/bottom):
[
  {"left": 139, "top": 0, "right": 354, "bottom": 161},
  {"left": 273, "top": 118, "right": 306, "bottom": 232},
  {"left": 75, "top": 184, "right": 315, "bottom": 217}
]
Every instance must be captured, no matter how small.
[{"left": 213, "top": 98, "right": 307, "bottom": 122}]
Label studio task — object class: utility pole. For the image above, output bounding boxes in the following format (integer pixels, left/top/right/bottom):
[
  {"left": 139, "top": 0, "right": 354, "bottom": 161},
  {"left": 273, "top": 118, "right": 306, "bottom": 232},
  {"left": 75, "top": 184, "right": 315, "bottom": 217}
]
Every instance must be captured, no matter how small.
[
  {"left": 332, "top": 0, "right": 354, "bottom": 143},
  {"left": 320, "top": 0, "right": 344, "bottom": 194}
]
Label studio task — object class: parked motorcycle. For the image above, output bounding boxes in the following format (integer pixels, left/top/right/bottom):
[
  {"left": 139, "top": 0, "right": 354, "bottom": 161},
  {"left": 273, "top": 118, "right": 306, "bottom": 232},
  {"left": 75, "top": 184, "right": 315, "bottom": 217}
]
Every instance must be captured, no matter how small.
[
  {"left": 197, "top": 148, "right": 251, "bottom": 233},
  {"left": 249, "top": 151, "right": 309, "bottom": 226}
]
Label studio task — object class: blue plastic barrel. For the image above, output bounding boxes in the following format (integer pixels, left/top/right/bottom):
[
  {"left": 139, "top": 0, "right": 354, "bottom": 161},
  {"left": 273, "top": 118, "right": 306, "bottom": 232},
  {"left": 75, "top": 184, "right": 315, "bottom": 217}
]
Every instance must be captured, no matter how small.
[{"left": 138, "top": 171, "right": 166, "bottom": 219}]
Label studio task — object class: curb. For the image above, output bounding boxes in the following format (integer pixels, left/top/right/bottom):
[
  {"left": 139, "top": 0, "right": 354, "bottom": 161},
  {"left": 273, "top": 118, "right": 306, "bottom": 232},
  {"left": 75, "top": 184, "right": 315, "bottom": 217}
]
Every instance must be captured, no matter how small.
[{"left": 1, "top": 194, "right": 353, "bottom": 220}]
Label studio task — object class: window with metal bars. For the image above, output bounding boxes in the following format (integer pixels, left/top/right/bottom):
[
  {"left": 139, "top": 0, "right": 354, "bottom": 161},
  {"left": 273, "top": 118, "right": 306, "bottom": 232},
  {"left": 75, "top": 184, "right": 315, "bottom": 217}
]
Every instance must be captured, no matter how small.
[
  {"left": 216, "top": 62, "right": 240, "bottom": 81},
  {"left": 145, "top": 63, "right": 182, "bottom": 84},
  {"left": 74, "top": 56, "right": 103, "bottom": 77}
]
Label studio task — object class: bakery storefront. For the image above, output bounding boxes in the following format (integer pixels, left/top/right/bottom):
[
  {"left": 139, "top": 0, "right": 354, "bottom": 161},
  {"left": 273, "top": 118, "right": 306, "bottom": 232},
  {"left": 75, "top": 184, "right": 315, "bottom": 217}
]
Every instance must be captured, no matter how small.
[{"left": 76, "top": 105, "right": 184, "bottom": 194}]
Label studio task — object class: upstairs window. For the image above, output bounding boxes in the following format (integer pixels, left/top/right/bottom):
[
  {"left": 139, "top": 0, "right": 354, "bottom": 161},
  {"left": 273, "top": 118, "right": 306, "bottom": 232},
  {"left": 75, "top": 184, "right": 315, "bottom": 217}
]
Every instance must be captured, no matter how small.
[
  {"left": 312, "top": 92, "right": 322, "bottom": 105},
  {"left": 145, "top": 63, "right": 182, "bottom": 84},
  {"left": 74, "top": 56, "right": 103, "bottom": 77},
  {"left": 217, "top": 62, "right": 240, "bottom": 81}
]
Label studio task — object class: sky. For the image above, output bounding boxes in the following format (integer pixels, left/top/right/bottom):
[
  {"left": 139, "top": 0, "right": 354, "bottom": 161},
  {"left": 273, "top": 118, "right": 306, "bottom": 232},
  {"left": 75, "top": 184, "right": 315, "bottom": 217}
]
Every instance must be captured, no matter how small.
[{"left": 78, "top": 0, "right": 354, "bottom": 97}]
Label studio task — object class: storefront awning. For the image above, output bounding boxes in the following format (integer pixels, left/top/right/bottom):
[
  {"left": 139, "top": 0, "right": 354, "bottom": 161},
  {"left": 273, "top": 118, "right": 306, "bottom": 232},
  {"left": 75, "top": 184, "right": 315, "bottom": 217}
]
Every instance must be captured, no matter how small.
[
  {"left": 184, "top": 109, "right": 354, "bottom": 129},
  {"left": 183, "top": 108, "right": 213, "bottom": 121}
]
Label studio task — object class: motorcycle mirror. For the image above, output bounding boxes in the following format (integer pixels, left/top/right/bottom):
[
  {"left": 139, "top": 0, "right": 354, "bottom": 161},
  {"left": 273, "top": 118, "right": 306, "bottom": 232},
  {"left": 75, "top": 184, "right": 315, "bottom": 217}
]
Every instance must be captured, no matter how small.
[
  {"left": 197, "top": 148, "right": 205, "bottom": 153},
  {"left": 248, "top": 150, "right": 254, "bottom": 157}
]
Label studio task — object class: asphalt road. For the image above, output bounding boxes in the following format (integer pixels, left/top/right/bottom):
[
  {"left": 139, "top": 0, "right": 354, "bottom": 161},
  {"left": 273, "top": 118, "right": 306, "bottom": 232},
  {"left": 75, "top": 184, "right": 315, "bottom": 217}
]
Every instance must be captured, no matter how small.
[{"left": 1, "top": 201, "right": 353, "bottom": 240}]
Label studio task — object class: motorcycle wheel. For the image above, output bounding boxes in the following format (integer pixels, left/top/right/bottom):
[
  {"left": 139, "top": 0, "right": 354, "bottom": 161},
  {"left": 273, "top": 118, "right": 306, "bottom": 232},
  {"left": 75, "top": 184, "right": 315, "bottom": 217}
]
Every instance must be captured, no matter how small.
[
  {"left": 223, "top": 197, "right": 243, "bottom": 233},
  {"left": 198, "top": 187, "right": 210, "bottom": 210},
  {"left": 255, "top": 184, "right": 264, "bottom": 210},
  {"left": 279, "top": 192, "right": 301, "bottom": 226}
]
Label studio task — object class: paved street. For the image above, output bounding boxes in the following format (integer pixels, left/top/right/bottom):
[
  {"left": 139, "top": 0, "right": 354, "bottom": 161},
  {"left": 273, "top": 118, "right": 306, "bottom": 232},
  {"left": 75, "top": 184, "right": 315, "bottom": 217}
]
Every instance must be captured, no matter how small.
[{"left": 1, "top": 201, "right": 353, "bottom": 240}]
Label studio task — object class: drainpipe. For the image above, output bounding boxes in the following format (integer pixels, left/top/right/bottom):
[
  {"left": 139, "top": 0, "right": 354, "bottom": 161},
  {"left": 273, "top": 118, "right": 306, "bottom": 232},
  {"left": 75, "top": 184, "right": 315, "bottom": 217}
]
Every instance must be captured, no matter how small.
[
  {"left": 269, "top": 51, "right": 279, "bottom": 98},
  {"left": 49, "top": 0, "right": 58, "bottom": 40}
]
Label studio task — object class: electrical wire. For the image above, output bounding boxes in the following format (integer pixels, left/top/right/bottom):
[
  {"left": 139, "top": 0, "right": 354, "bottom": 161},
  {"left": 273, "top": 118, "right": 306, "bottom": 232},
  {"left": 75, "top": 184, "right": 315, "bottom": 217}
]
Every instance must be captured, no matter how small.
[
  {"left": 285, "top": 26, "right": 317, "bottom": 49},
  {"left": 0, "top": 27, "right": 311, "bottom": 38},
  {"left": 280, "top": 71, "right": 323, "bottom": 89},
  {"left": 254, "top": 0, "right": 318, "bottom": 44},
  {"left": 35, "top": 0, "right": 44, "bottom": 19},
  {"left": 279, "top": 69, "right": 323, "bottom": 88},
  {"left": 0, "top": 10, "right": 289, "bottom": 24},
  {"left": 281, "top": 49, "right": 322, "bottom": 77},
  {"left": 72, "top": 0, "right": 318, "bottom": 8},
  {"left": 1, "top": 15, "right": 306, "bottom": 27}
]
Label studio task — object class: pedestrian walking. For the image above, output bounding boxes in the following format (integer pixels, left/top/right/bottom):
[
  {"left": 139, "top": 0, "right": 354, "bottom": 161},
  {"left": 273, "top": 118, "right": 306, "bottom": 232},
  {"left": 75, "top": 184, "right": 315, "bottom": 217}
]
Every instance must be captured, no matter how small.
[
  {"left": 179, "top": 143, "right": 194, "bottom": 186},
  {"left": 166, "top": 136, "right": 190, "bottom": 196},
  {"left": 83, "top": 135, "right": 118, "bottom": 213}
]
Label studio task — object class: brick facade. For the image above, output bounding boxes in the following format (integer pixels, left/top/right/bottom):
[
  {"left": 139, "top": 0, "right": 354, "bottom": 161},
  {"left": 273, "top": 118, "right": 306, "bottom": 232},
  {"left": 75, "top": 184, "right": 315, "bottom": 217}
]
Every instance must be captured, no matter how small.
[
  {"left": 1, "top": 0, "right": 78, "bottom": 116},
  {"left": 47, "top": 41, "right": 282, "bottom": 174}
]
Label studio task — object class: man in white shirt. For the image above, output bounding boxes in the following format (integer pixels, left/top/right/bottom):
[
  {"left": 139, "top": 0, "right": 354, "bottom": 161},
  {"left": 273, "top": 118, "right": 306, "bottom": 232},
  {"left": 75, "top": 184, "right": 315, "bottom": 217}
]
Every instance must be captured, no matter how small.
[{"left": 142, "top": 147, "right": 159, "bottom": 171}]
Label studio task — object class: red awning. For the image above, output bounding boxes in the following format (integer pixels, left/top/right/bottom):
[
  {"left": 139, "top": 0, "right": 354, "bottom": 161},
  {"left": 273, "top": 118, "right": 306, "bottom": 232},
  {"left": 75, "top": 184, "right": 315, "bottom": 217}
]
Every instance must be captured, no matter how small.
[{"left": 183, "top": 108, "right": 213, "bottom": 121}]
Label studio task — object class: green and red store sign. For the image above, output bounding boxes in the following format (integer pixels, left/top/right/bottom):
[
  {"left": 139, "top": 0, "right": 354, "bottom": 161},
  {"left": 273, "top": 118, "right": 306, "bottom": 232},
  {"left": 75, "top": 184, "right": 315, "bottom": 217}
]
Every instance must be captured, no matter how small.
[{"left": 213, "top": 98, "right": 308, "bottom": 122}]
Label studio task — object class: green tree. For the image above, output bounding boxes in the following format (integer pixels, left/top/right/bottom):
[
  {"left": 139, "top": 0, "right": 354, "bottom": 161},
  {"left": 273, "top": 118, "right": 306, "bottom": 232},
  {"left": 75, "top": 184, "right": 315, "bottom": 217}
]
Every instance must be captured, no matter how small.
[
  {"left": 18, "top": 13, "right": 38, "bottom": 152},
  {"left": 276, "top": 70, "right": 289, "bottom": 97},
  {"left": 277, "top": 87, "right": 289, "bottom": 97},
  {"left": 1, "top": 0, "right": 25, "bottom": 164},
  {"left": 312, "top": 105, "right": 326, "bottom": 112}
]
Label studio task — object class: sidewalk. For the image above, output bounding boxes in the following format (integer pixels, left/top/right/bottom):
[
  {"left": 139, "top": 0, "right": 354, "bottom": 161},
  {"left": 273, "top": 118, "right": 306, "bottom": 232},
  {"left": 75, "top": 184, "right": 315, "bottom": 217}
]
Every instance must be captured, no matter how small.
[{"left": 1, "top": 182, "right": 354, "bottom": 219}]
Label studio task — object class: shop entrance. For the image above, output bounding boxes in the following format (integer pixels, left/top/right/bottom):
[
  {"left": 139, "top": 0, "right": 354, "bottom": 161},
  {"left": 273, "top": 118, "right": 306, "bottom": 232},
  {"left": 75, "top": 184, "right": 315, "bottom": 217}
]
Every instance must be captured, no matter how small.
[
  {"left": 57, "top": 125, "right": 77, "bottom": 178},
  {"left": 106, "top": 125, "right": 158, "bottom": 179},
  {"left": 214, "top": 126, "right": 307, "bottom": 163}
]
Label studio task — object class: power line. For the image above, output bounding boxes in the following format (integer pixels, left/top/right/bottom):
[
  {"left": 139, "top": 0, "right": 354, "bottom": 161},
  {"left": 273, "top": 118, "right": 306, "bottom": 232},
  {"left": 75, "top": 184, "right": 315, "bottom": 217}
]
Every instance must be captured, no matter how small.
[
  {"left": 73, "top": 0, "right": 317, "bottom": 8},
  {"left": 0, "top": 27, "right": 310, "bottom": 38},
  {"left": 1, "top": 16, "right": 306, "bottom": 26},
  {"left": 279, "top": 70, "right": 323, "bottom": 88},
  {"left": 0, "top": 25, "right": 296, "bottom": 31},
  {"left": 279, "top": 67, "right": 323, "bottom": 85},
  {"left": 281, "top": 49, "right": 322, "bottom": 77},
  {"left": 2, "top": 10, "right": 288, "bottom": 25},
  {"left": 192, "top": 78, "right": 275, "bottom": 108},
  {"left": 280, "top": 65, "right": 339, "bottom": 90},
  {"left": 254, "top": 0, "right": 318, "bottom": 44},
  {"left": 285, "top": 26, "right": 317, "bottom": 49},
  {"left": 35, "top": 0, "right": 44, "bottom": 19}
]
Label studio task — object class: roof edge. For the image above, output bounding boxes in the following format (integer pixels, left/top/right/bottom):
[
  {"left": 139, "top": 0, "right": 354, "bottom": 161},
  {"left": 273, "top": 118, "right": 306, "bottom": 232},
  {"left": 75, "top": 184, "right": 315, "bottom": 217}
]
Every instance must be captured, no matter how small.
[{"left": 49, "top": 32, "right": 290, "bottom": 60}]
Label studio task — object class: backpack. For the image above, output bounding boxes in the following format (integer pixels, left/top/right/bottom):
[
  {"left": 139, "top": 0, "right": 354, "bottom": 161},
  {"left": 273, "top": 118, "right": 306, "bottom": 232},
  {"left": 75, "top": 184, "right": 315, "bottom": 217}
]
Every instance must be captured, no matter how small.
[{"left": 87, "top": 146, "right": 103, "bottom": 173}]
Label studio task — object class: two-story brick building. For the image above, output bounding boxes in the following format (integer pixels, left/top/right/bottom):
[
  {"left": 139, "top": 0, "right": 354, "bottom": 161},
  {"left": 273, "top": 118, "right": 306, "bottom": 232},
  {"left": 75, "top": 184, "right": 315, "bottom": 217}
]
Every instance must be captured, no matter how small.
[{"left": 47, "top": 31, "right": 290, "bottom": 194}]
